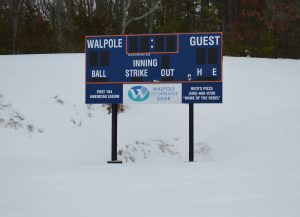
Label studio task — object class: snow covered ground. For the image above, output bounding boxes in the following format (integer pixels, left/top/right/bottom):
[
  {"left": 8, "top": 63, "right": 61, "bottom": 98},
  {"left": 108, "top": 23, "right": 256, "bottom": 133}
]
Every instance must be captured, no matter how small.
[{"left": 0, "top": 54, "right": 300, "bottom": 217}]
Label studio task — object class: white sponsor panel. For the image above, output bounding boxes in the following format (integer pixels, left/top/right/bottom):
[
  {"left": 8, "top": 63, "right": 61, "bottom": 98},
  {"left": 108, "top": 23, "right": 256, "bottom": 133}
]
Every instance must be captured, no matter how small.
[{"left": 123, "top": 83, "right": 182, "bottom": 104}]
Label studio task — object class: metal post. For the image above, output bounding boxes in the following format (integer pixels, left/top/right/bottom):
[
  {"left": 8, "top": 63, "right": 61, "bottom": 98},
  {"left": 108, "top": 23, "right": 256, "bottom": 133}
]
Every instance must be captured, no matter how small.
[
  {"left": 189, "top": 103, "right": 194, "bottom": 162},
  {"left": 107, "top": 104, "right": 122, "bottom": 163}
]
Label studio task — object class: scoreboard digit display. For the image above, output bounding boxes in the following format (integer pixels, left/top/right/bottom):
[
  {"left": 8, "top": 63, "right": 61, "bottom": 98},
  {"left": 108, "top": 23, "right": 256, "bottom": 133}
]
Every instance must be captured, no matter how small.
[{"left": 85, "top": 32, "right": 223, "bottom": 104}]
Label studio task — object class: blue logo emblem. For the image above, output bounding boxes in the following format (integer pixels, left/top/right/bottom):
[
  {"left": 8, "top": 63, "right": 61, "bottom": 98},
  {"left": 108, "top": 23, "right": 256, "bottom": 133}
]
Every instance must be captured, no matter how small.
[{"left": 128, "top": 86, "right": 150, "bottom": 102}]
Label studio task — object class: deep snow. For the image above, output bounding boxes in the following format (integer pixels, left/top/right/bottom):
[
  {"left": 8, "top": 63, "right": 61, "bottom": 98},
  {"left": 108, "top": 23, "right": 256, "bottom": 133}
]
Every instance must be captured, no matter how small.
[{"left": 0, "top": 54, "right": 300, "bottom": 217}]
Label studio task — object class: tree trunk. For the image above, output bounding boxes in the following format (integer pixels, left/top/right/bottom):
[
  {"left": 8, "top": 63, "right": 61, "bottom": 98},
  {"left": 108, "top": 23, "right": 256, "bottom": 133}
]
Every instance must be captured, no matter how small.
[
  {"left": 8, "top": 0, "right": 23, "bottom": 54},
  {"left": 121, "top": 0, "right": 130, "bottom": 34},
  {"left": 95, "top": 0, "right": 107, "bottom": 15},
  {"left": 227, "top": 0, "right": 233, "bottom": 26},
  {"left": 54, "top": 0, "right": 64, "bottom": 52},
  {"left": 148, "top": 0, "right": 154, "bottom": 33}
]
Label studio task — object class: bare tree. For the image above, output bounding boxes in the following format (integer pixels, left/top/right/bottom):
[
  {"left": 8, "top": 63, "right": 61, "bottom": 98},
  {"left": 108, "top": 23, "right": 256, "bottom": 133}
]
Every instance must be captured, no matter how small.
[
  {"left": 120, "top": 0, "right": 161, "bottom": 34},
  {"left": 54, "top": 0, "right": 64, "bottom": 51},
  {"left": 8, "top": 0, "right": 24, "bottom": 53},
  {"left": 147, "top": 0, "right": 156, "bottom": 33}
]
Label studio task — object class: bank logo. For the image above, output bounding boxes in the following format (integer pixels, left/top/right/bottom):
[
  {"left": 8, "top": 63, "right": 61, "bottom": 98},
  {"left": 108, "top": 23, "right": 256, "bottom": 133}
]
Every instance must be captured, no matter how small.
[{"left": 128, "top": 86, "right": 150, "bottom": 102}]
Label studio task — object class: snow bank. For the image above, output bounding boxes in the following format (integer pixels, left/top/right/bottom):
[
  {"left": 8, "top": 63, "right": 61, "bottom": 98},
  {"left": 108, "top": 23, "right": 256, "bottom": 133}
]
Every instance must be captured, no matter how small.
[{"left": 0, "top": 54, "right": 300, "bottom": 217}]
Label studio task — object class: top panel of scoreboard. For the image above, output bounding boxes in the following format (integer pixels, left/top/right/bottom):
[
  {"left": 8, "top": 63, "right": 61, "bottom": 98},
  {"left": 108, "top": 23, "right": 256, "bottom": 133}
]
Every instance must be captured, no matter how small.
[{"left": 85, "top": 32, "right": 222, "bottom": 84}]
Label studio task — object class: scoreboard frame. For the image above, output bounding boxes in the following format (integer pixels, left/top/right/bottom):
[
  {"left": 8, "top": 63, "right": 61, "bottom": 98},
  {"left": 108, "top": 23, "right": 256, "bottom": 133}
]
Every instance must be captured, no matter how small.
[{"left": 85, "top": 32, "right": 223, "bottom": 104}]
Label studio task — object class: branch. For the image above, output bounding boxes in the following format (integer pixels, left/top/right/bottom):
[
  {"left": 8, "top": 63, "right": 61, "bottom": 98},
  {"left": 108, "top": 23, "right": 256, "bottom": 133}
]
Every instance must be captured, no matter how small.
[
  {"left": 121, "top": 0, "right": 131, "bottom": 34},
  {"left": 125, "top": 0, "right": 131, "bottom": 12},
  {"left": 125, "top": 0, "right": 161, "bottom": 27}
]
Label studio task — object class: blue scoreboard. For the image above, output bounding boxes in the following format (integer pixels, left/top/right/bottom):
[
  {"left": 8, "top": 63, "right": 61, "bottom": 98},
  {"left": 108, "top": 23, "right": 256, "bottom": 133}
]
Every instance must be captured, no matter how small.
[{"left": 85, "top": 32, "right": 223, "bottom": 104}]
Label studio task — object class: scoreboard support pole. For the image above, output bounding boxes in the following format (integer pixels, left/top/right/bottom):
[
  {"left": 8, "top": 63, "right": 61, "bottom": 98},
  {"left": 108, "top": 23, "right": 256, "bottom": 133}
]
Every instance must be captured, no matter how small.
[
  {"left": 189, "top": 103, "right": 194, "bottom": 162},
  {"left": 107, "top": 104, "right": 122, "bottom": 164}
]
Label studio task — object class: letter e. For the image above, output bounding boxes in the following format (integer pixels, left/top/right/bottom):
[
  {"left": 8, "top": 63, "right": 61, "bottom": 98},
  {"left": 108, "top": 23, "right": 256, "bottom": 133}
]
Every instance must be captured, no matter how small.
[{"left": 212, "top": 68, "right": 217, "bottom": 76}]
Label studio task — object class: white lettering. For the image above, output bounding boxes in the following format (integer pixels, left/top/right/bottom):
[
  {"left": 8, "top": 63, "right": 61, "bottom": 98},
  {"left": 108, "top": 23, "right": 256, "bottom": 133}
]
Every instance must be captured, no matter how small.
[
  {"left": 125, "top": 69, "right": 148, "bottom": 77},
  {"left": 190, "top": 35, "right": 221, "bottom": 46},
  {"left": 161, "top": 69, "right": 174, "bottom": 77},
  {"left": 133, "top": 59, "right": 158, "bottom": 67},
  {"left": 197, "top": 68, "right": 203, "bottom": 76},
  {"left": 212, "top": 68, "right": 217, "bottom": 76},
  {"left": 92, "top": 70, "right": 106, "bottom": 77},
  {"left": 87, "top": 39, "right": 123, "bottom": 49}
]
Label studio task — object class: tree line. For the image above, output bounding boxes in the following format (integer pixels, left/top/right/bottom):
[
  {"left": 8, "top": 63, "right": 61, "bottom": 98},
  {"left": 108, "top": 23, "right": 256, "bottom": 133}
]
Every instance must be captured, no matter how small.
[{"left": 0, "top": 0, "right": 299, "bottom": 58}]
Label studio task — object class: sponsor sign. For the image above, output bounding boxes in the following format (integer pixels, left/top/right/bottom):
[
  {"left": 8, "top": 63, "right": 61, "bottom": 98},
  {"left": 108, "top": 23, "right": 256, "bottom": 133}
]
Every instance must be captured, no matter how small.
[{"left": 123, "top": 84, "right": 182, "bottom": 104}]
